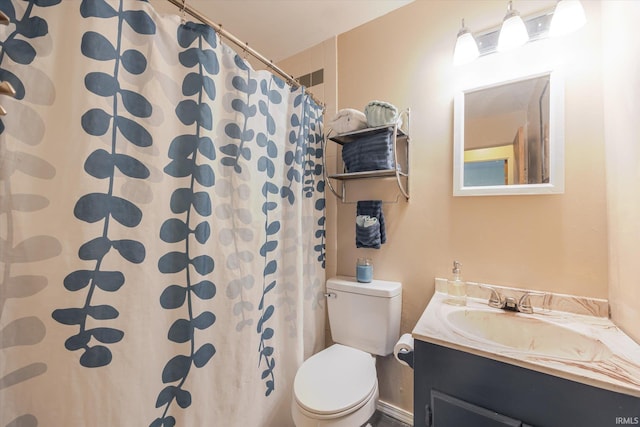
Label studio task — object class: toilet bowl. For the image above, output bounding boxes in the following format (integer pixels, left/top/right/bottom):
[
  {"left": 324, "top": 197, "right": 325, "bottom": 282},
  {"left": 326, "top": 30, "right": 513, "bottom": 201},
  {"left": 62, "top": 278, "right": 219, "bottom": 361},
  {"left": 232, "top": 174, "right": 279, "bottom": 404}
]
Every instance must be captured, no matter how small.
[
  {"left": 292, "top": 344, "right": 379, "bottom": 427},
  {"left": 291, "top": 277, "right": 402, "bottom": 427}
]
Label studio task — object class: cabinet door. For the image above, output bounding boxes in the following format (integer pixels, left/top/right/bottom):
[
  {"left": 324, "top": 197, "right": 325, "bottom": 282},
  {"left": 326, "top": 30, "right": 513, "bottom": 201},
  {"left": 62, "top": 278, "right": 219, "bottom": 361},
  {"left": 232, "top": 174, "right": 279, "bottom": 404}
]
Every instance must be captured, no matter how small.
[{"left": 430, "top": 390, "right": 523, "bottom": 427}]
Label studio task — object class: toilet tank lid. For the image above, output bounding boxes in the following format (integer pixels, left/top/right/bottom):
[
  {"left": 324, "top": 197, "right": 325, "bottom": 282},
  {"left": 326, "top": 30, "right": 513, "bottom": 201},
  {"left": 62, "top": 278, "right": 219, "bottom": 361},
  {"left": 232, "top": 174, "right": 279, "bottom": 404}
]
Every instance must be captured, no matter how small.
[{"left": 327, "top": 276, "right": 401, "bottom": 297}]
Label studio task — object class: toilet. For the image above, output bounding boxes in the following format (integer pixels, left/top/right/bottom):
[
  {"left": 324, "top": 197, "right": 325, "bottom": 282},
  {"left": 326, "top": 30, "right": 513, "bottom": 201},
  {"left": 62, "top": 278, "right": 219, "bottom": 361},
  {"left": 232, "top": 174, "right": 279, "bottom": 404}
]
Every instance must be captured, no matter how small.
[{"left": 292, "top": 276, "right": 402, "bottom": 427}]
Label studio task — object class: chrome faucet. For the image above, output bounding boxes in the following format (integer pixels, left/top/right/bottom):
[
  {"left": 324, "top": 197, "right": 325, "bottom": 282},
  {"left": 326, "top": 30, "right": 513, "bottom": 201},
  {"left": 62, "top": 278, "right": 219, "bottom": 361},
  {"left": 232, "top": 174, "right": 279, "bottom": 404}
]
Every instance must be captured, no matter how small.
[
  {"left": 517, "top": 292, "right": 536, "bottom": 314},
  {"left": 485, "top": 287, "right": 504, "bottom": 309},
  {"left": 482, "top": 285, "right": 545, "bottom": 314}
]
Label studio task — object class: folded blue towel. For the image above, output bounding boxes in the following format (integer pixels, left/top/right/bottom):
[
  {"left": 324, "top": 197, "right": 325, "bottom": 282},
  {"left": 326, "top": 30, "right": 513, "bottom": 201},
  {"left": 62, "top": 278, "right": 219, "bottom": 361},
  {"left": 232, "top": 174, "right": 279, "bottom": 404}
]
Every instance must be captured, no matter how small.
[
  {"left": 342, "top": 129, "right": 394, "bottom": 172},
  {"left": 356, "top": 200, "right": 386, "bottom": 249}
]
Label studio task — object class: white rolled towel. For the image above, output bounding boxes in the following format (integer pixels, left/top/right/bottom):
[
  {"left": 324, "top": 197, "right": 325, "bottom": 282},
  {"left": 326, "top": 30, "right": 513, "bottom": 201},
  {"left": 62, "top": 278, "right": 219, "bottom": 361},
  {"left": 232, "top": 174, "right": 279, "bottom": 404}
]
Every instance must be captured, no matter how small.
[
  {"left": 364, "top": 100, "right": 399, "bottom": 127},
  {"left": 393, "top": 333, "right": 414, "bottom": 367},
  {"left": 328, "top": 108, "right": 368, "bottom": 134}
]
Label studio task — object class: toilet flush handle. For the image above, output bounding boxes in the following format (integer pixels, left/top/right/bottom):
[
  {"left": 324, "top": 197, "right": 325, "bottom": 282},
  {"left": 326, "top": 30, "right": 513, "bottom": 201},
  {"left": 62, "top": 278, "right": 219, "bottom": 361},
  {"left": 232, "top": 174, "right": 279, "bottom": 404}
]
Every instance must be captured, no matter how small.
[{"left": 323, "top": 292, "right": 337, "bottom": 299}]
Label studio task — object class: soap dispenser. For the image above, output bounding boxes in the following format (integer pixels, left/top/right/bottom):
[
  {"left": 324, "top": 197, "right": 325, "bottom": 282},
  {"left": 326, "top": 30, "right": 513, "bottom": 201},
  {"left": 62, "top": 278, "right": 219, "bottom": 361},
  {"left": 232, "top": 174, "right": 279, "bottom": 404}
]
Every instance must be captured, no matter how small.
[{"left": 447, "top": 260, "right": 466, "bottom": 306}]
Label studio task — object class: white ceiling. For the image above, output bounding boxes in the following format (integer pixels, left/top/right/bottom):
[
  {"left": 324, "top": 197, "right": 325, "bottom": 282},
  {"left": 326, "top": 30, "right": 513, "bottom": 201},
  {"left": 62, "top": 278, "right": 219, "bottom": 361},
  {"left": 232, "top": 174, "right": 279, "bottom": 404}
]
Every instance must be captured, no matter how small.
[{"left": 150, "top": 0, "right": 414, "bottom": 62}]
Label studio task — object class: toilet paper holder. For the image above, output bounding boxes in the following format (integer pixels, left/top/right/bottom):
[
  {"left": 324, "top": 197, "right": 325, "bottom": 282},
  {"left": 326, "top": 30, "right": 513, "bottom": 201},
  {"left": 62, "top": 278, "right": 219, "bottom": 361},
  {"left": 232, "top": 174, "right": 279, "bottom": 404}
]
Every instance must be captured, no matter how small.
[
  {"left": 394, "top": 333, "right": 415, "bottom": 369},
  {"left": 396, "top": 348, "right": 414, "bottom": 369}
]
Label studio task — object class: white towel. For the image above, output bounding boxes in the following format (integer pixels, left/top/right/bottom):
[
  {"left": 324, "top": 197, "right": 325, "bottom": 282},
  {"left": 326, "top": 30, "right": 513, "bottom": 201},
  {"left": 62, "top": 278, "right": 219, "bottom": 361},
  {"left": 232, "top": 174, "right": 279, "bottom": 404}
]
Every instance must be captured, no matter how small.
[
  {"left": 328, "top": 108, "right": 368, "bottom": 134},
  {"left": 364, "top": 100, "right": 399, "bottom": 127}
]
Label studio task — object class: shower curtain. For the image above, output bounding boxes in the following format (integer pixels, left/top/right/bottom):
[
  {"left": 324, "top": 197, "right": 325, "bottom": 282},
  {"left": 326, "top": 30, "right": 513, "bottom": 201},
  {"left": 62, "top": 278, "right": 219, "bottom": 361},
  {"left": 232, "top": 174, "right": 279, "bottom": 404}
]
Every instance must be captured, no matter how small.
[{"left": 0, "top": 1, "right": 325, "bottom": 426}]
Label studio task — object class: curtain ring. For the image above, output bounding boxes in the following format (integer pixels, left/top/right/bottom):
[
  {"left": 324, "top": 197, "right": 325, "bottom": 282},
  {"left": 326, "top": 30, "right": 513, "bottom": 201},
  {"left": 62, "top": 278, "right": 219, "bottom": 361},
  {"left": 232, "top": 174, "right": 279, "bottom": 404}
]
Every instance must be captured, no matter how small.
[{"left": 180, "top": 0, "right": 187, "bottom": 24}]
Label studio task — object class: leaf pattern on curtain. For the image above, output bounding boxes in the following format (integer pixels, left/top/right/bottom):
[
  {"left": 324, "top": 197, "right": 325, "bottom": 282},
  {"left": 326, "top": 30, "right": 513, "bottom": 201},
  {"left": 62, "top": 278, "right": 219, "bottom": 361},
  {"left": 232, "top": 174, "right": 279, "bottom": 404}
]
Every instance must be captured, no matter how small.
[
  {"left": 255, "top": 74, "right": 286, "bottom": 397},
  {"left": 219, "top": 56, "right": 326, "bottom": 396},
  {"left": 2, "top": 1, "right": 326, "bottom": 424},
  {"left": 152, "top": 22, "right": 219, "bottom": 427},
  {"left": 221, "top": 55, "right": 282, "bottom": 397},
  {"left": 219, "top": 56, "right": 258, "bottom": 336},
  {"left": 1, "top": 2, "right": 60, "bottom": 427},
  {"left": 296, "top": 91, "right": 326, "bottom": 309},
  {"left": 51, "top": 0, "right": 155, "bottom": 368}
]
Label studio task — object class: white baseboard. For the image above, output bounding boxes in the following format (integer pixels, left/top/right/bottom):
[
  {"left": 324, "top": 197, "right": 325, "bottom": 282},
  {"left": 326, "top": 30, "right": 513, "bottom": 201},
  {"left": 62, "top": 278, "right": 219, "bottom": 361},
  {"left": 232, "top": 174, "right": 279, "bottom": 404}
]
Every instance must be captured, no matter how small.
[{"left": 376, "top": 399, "right": 414, "bottom": 426}]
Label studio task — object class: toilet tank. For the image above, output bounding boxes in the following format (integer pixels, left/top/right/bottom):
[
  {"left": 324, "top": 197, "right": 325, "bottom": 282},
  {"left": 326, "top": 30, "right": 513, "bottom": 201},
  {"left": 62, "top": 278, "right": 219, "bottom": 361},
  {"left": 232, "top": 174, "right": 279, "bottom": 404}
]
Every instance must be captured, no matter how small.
[{"left": 326, "top": 276, "right": 402, "bottom": 356}]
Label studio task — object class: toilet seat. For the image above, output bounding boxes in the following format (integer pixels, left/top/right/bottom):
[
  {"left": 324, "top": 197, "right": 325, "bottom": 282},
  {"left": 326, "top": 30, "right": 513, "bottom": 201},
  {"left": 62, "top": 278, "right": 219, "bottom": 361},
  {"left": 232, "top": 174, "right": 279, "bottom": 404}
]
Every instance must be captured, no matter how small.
[
  {"left": 294, "top": 382, "right": 378, "bottom": 421},
  {"left": 293, "top": 344, "right": 377, "bottom": 417}
]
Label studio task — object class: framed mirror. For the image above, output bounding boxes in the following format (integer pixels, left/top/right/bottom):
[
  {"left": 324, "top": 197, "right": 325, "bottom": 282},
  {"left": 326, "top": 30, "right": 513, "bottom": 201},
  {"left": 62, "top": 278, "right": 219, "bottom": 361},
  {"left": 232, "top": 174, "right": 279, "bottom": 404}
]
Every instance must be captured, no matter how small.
[{"left": 453, "top": 71, "right": 564, "bottom": 196}]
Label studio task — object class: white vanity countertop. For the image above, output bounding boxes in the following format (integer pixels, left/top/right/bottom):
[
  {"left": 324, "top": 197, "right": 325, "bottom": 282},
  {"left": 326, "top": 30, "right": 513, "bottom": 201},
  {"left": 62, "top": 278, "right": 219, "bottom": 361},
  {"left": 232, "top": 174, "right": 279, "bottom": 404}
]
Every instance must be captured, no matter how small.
[{"left": 412, "top": 288, "right": 640, "bottom": 398}]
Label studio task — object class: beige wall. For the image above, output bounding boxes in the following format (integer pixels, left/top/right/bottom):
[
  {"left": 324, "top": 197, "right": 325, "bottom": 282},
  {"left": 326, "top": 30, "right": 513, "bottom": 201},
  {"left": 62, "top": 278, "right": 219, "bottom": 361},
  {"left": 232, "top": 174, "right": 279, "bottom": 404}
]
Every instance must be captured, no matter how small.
[
  {"left": 602, "top": 1, "right": 640, "bottom": 343},
  {"left": 333, "top": 0, "right": 609, "bottom": 413}
]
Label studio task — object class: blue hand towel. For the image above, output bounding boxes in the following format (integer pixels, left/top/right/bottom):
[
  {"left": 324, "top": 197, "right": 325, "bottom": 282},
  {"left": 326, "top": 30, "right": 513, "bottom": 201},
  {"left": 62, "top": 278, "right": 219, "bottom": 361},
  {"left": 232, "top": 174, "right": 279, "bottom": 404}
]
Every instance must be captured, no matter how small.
[
  {"left": 356, "top": 200, "right": 386, "bottom": 249},
  {"left": 341, "top": 129, "right": 394, "bottom": 173}
]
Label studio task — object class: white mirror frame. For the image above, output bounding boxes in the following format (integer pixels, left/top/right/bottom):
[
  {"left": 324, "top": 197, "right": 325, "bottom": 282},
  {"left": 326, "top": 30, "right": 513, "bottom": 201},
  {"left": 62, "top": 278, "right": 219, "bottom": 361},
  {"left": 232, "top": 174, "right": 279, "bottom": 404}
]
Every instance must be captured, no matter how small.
[{"left": 453, "top": 70, "right": 565, "bottom": 196}]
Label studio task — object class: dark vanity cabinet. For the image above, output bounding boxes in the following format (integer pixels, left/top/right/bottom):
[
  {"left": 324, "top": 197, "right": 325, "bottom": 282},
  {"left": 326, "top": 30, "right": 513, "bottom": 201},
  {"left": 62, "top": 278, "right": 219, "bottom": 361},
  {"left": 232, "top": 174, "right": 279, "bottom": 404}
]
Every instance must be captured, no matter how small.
[{"left": 414, "top": 340, "right": 640, "bottom": 427}]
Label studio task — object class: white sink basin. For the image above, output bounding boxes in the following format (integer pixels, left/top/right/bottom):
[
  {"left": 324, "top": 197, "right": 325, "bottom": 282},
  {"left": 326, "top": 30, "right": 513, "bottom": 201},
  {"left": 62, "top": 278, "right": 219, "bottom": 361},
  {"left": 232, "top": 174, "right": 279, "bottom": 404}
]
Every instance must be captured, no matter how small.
[{"left": 446, "top": 309, "right": 613, "bottom": 362}]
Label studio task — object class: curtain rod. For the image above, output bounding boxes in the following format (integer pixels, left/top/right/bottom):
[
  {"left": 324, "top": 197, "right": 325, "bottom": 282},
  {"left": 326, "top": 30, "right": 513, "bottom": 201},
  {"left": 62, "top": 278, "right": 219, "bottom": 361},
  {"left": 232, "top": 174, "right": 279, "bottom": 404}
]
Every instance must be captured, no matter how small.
[{"left": 163, "top": 0, "right": 324, "bottom": 110}]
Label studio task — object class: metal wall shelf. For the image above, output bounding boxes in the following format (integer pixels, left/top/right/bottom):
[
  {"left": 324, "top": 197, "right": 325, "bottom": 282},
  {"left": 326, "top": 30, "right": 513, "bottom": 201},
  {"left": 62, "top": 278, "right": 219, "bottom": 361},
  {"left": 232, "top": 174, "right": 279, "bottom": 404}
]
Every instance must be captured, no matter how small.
[{"left": 323, "top": 109, "right": 410, "bottom": 203}]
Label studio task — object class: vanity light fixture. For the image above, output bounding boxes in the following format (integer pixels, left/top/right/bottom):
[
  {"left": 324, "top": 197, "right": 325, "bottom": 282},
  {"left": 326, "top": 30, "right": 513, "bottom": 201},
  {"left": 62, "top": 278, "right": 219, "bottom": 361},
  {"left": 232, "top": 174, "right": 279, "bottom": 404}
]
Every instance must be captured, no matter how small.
[
  {"left": 453, "top": 0, "right": 587, "bottom": 65},
  {"left": 453, "top": 19, "right": 479, "bottom": 65},
  {"left": 549, "top": 0, "right": 586, "bottom": 37},
  {"left": 497, "top": 1, "right": 529, "bottom": 52}
]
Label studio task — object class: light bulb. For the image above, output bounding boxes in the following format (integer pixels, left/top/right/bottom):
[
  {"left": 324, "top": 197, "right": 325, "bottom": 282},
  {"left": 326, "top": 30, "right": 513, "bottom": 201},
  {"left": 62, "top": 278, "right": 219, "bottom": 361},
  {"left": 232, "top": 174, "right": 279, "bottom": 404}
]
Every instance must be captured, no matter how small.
[
  {"left": 497, "top": 1, "right": 529, "bottom": 52},
  {"left": 549, "top": 0, "right": 586, "bottom": 37},
  {"left": 453, "top": 19, "right": 479, "bottom": 65}
]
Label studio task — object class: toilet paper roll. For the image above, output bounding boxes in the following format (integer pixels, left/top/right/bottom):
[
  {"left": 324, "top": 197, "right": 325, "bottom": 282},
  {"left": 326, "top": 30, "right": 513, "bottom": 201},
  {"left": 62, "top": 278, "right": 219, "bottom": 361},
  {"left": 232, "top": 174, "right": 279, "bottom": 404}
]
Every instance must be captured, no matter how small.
[{"left": 393, "top": 333, "right": 414, "bottom": 367}]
